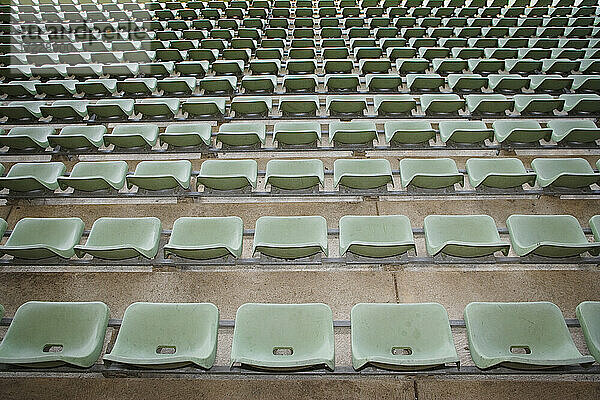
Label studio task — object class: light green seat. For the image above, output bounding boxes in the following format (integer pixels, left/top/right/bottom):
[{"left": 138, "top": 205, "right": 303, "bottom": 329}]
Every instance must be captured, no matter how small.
[
  {"left": 117, "top": 78, "right": 158, "bottom": 96},
  {"left": 529, "top": 75, "right": 573, "bottom": 92},
  {"left": 514, "top": 94, "right": 564, "bottom": 115},
  {"left": 531, "top": 158, "right": 600, "bottom": 189},
  {"left": 197, "top": 160, "right": 258, "bottom": 190},
  {"left": 164, "top": 217, "right": 243, "bottom": 259},
  {"left": 326, "top": 95, "right": 367, "bottom": 116},
  {"left": 241, "top": 75, "right": 277, "bottom": 94},
  {"left": 157, "top": 77, "right": 196, "bottom": 95},
  {"left": 0, "top": 81, "right": 38, "bottom": 98},
  {"left": 266, "top": 159, "right": 324, "bottom": 191},
  {"left": 231, "top": 303, "right": 334, "bottom": 370},
  {"left": 0, "top": 162, "right": 66, "bottom": 192},
  {"left": 488, "top": 74, "right": 530, "bottom": 92},
  {"left": 0, "top": 101, "right": 44, "bottom": 121},
  {"left": 160, "top": 123, "right": 212, "bottom": 148},
  {"left": 87, "top": 99, "right": 135, "bottom": 119},
  {"left": 329, "top": 121, "right": 377, "bottom": 146},
  {"left": 134, "top": 98, "right": 180, "bottom": 118},
  {"left": 127, "top": 160, "right": 192, "bottom": 191},
  {"left": 424, "top": 215, "right": 509, "bottom": 257},
  {"left": 279, "top": 96, "right": 320, "bottom": 116},
  {"left": 182, "top": 98, "right": 226, "bottom": 117},
  {"left": 0, "top": 127, "right": 54, "bottom": 150},
  {"left": 253, "top": 216, "right": 328, "bottom": 259},
  {"left": 74, "top": 217, "right": 162, "bottom": 260},
  {"left": 35, "top": 80, "right": 77, "bottom": 97},
  {"left": 0, "top": 301, "right": 109, "bottom": 368},
  {"left": 106, "top": 124, "right": 159, "bottom": 149},
  {"left": 273, "top": 122, "right": 321, "bottom": 146},
  {"left": 0, "top": 217, "right": 84, "bottom": 259},
  {"left": 571, "top": 75, "right": 600, "bottom": 92},
  {"left": 507, "top": 214, "right": 600, "bottom": 257},
  {"left": 492, "top": 120, "right": 552, "bottom": 144},
  {"left": 576, "top": 301, "right": 600, "bottom": 364},
  {"left": 230, "top": 96, "right": 272, "bottom": 117},
  {"left": 400, "top": 158, "right": 463, "bottom": 189},
  {"left": 200, "top": 76, "right": 238, "bottom": 94},
  {"left": 48, "top": 126, "right": 106, "bottom": 150},
  {"left": 438, "top": 121, "right": 494, "bottom": 144},
  {"left": 548, "top": 120, "right": 600, "bottom": 144},
  {"left": 339, "top": 215, "right": 415, "bottom": 258},
  {"left": 217, "top": 123, "right": 266, "bottom": 147},
  {"left": 351, "top": 303, "right": 458, "bottom": 370},
  {"left": 334, "top": 159, "right": 393, "bottom": 190},
  {"left": 75, "top": 79, "right": 118, "bottom": 96},
  {"left": 40, "top": 100, "right": 89, "bottom": 120},
  {"left": 58, "top": 161, "right": 128, "bottom": 192},
  {"left": 466, "top": 158, "right": 536, "bottom": 189},
  {"left": 384, "top": 121, "right": 436, "bottom": 145},
  {"left": 465, "top": 94, "right": 514, "bottom": 115},
  {"left": 464, "top": 302, "right": 594, "bottom": 369},
  {"left": 420, "top": 94, "right": 465, "bottom": 115},
  {"left": 374, "top": 95, "right": 417, "bottom": 115},
  {"left": 560, "top": 94, "right": 600, "bottom": 114}
]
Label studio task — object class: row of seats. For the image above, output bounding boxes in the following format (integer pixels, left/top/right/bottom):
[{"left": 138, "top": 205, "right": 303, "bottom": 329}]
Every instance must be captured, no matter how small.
[
  {"left": 1, "top": 94, "right": 598, "bottom": 121},
  {"left": 2, "top": 120, "right": 598, "bottom": 151},
  {"left": 0, "top": 214, "right": 598, "bottom": 260},
  {"left": 0, "top": 300, "right": 599, "bottom": 371},
  {"left": 1, "top": 157, "right": 598, "bottom": 194}
]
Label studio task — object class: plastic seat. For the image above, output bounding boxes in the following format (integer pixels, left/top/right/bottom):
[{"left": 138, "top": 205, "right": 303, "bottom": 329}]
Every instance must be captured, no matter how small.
[
  {"left": 541, "top": 59, "right": 579, "bottom": 74},
  {"left": 35, "top": 80, "right": 77, "bottom": 97},
  {"left": 0, "top": 81, "right": 38, "bottom": 98},
  {"left": 366, "top": 74, "right": 402, "bottom": 91},
  {"left": 507, "top": 214, "right": 600, "bottom": 257},
  {"left": 74, "top": 217, "right": 162, "bottom": 260},
  {"left": 0, "top": 162, "right": 66, "bottom": 192},
  {"left": 46, "top": 126, "right": 106, "bottom": 150},
  {"left": 87, "top": 99, "right": 135, "bottom": 120},
  {"left": 333, "top": 159, "right": 393, "bottom": 190},
  {"left": 253, "top": 216, "right": 328, "bottom": 259},
  {"left": 329, "top": 121, "right": 377, "bottom": 146},
  {"left": 339, "top": 215, "right": 415, "bottom": 258},
  {"left": 216, "top": 123, "right": 266, "bottom": 147},
  {"left": 273, "top": 122, "right": 321, "bottom": 146},
  {"left": 424, "top": 215, "right": 509, "bottom": 257},
  {"left": 241, "top": 76, "right": 277, "bottom": 94},
  {"left": 420, "top": 94, "right": 464, "bottom": 115},
  {"left": 175, "top": 61, "right": 209, "bottom": 77},
  {"left": 547, "top": 120, "right": 600, "bottom": 144},
  {"left": 438, "top": 121, "right": 494, "bottom": 144},
  {"left": 40, "top": 100, "right": 89, "bottom": 120},
  {"left": 432, "top": 59, "right": 468, "bottom": 74},
  {"left": 399, "top": 158, "right": 463, "bottom": 189},
  {"left": 447, "top": 74, "right": 488, "bottom": 92},
  {"left": 384, "top": 121, "right": 436, "bottom": 145},
  {"left": 492, "top": 120, "right": 552, "bottom": 144},
  {"left": 529, "top": 75, "right": 573, "bottom": 92},
  {"left": 0, "top": 301, "right": 109, "bottom": 367},
  {"left": 102, "top": 63, "right": 139, "bottom": 79},
  {"left": 0, "top": 217, "right": 84, "bottom": 259},
  {"left": 561, "top": 94, "right": 600, "bottom": 114},
  {"left": 105, "top": 124, "right": 159, "bottom": 149},
  {"left": 465, "top": 94, "right": 514, "bottom": 115},
  {"left": 134, "top": 98, "right": 180, "bottom": 119},
  {"left": 75, "top": 79, "right": 118, "bottom": 97},
  {"left": 182, "top": 98, "right": 226, "bottom": 118},
  {"left": 58, "top": 161, "right": 128, "bottom": 192},
  {"left": 466, "top": 158, "right": 536, "bottom": 189},
  {"left": 531, "top": 158, "right": 600, "bottom": 189},
  {"left": 230, "top": 96, "right": 272, "bottom": 117},
  {"left": 487, "top": 74, "right": 531, "bottom": 92},
  {"left": 164, "top": 217, "right": 243, "bottom": 260},
  {"left": 157, "top": 77, "right": 196, "bottom": 95},
  {"left": 514, "top": 94, "right": 564, "bottom": 115},
  {"left": 571, "top": 75, "right": 600, "bottom": 93},
  {"left": 159, "top": 123, "right": 212, "bottom": 148},
  {"left": 0, "top": 101, "right": 44, "bottom": 121},
  {"left": 127, "top": 160, "right": 192, "bottom": 191},
  {"left": 103, "top": 302, "right": 218, "bottom": 369},
  {"left": 406, "top": 74, "right": 444, "bottom": 91},
  {"left": 374, "top": 95, "right": 417, "bottom": 116},
  {"left": 231, "top": 303, "right": 334, "bottom": 370},
  {"left": 351, "top": 303, "right": 458, "bottom": 370},
  {"left": 0, "top": 126, "right": 54, "bottom": 150},
  {"left": 197, "top": 160, "right": 258, "bottom": 191},
  {"left": 325, "top": 74, "right": 360, "bottom": 92},
  {"left": 465, "top": 302, "right": 594, "bottom": 369},
  {"left": 576, "top": 301, "right": 600, "bottom": 364},
  {"left": 265, "top": 159, "right": 324, "bottom": 191},
  {"left": 200, "top": 76, "right": 238, "bottom": 94},
  {"left": 395, "top": 58, "right": 429, "bottom": 74}
]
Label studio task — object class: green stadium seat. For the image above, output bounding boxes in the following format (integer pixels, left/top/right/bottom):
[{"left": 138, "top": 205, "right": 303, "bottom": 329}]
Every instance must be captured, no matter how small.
[
  {"left": 487, "top": 74, "right": 530, "bottom": 92},
  {"left": 438, "top": 121, "right": 494, "bottom": 144},
  {"left": 35, "top": 80, "right": 77, "bottom": 97},
  {"left": 102, "top": 63, "right": 140, "bottom": 79},
  {"left": 200, "top": 76, "right": 238, "bottom": 94},
  {"left": 217, "top": 123, "right": 266, "bottom": 147},
  {"left": 351, "top": 303, "right": 458, "bottom": 370},
  {"left": 103, "top": 302, "right": 219, "bottom": 369},
  {"left": 273, "top": 122, "right": 321, "bottom": 147},
  {"left": 531, "top": 158, "right": 600, "bottom": 189},
  {"left": 579, "top": 60, "right": 600, "bottom": 74},
  {"left": 339, "top": 215, "right": 415, "bottom": 258},
  {"left": 47, "top": 125, "right": 106, "bottom": 150},
  {"left": 0, "top": 81, "right": 38, "bottom": 98},
  {"left": 57, "top": 161, "right": 128, "bottom": 192},
  {"left": 241, "top": 76, "right": 277, "bottom": 93},
  {"left": 127, "top": 160, "right": 192, "bottom": 191},
  {"left": 395, "top": 58, "right": 430, "bottom": 73},
  {"left": 283, "top": 75, "right": 319, "bottom": 93},
  {"left": 40, "top": 100, "right": 89, "bottom": 120},
  {"left": 197, "top": 159, "right": 258, "bottom": 191},
  {"left": 0, "top": 301, "right": 109, "bottom": 367},
  {"left": 386, "top": 47, "right": 417, "bottom": 60},
  {"left": 513, "top": 94, "right": 564, "bottom": 114},
  {"left": 366, "top": 74, "right": 403, "bottom": 91},
  {"left": 560, "top": 94, "right": 600, "bottom": 114},
  {"left": 492, "top": 120, "right": 552, "bottom": 143},
  {"left": 0, "top": 217, "right": 84, "bottom": 260},
  {"left": 0, "top": 101, "right": 44, "bottom": 121},
  {"left": 230, "top": 96, "right": 272, "bottom": 117},
  {"left": 87, "top": 99, "right": 135, "bottom": 120},
  {"left": 74, "top": 217, "right": 162, "bottom": 260},
  {"left": 265, "top": 159, "right": 324, "bottom": 191},
  {"left": 384, "top": 121, "right": 436, "bottom": 145},
  {"left": 134, "top": 98, "right": 180, "bottom": 119},
  {"left": 529, "top": 75, "right": 574, "bottom": 92},
  {"left": 334, "top": 159, "right": 393, "bottom": 190},
  {"left": 464, "top": 301, "right": 594, "bottom": 369},
  {"left": 507, "top": 214, "right": 600, "bottom": 257},
  {"left": 287, "top": 59, "right": 318, "bottom": 74},
  {"left": 157, "top": 77, "right": 196, "bottom": 95},
  {"left": 231, "top": 303, "right": 334, "bottom": 370},
  {"left": 424, "top": 215, "right": 509, "bottom": 257},
  {"left": 467, "top": 58, "right": 504, "bottom": 74},
  {"left": 182, "top": 98, "right": 227, "bottom": 117},
  {"left": 159, "top": 123, "right": 212, "bottom": 148},
  {"left": 329, "top": 121, "right": 377, "bottom": 146},
  {"left": 576, "top": 301, "right": 600, "bottom": 364},
  {"left": 400, "top": 158, "right": 463, "bottom": 189},
  {"left": 326, "top": 95, "right": 367, "bottom": 117},
  {"left": 504, "top": 59, "right": 542, "bottom": 75},
  {"left": 541, "top": 58, "right": 580, "bottom": 74},
  {"left": 432, "top": 59, "right": 468, "bottom": 74},
  {"left": 324, "top": 59, "right": 354, "bottom": 74},
  {"left": 420, "top": 94, "right": 465, "bottom": 115},
  {"left": 0, "top": 126, "right": 54, "bottom": 150},
  {"left": 465, "top": 94, "right": 514, "bottom": 115},
  {"left": 105, "top": 124, "right": 159, "bottom": 149},
  {"left": 374, "top": 95, "right": 417, "bottom": 116},
  {"left": 253, "top": 216, "right": 328, "bottom": 259},
  {"left": 447, "top": 74, "right": 488, "bottom": 91},
  {"left": 570, "top": 75, "right": 600, "bottom": 92},
  {"left": 0, "top": 162, "right": 65, "bottom": 192},
  {"left": 75, "top": 79, "right": 118, "bottom": 97},
  {"left": 547, "top": 120, "right": 600, "bottom": 144},
  {"left": 359, "top": 59, "right": 393, "bottom": 74},
  {"left": 406, "top": 74, "right": 445, "bottom": 91},
  {"left": 175, "top": 61, "right": 210, "bottom": 77},
  {"left": 465, "top": 158, "right": 536, "bottom": 189}
]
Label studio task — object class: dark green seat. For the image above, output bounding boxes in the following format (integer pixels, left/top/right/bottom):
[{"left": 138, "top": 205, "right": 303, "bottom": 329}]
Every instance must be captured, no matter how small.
[
  {"left": 420, "top": 94, "right": 465, "bottom": 115},
  {"left": 465, "top": 94, "right": 514, "bottom": 115},
  {"left": 374, "top": 95, "right": 417, "bottom": 115},
  {"left": 560, "top": 94, "right": 600, "bottom": 114},
  {"left": 58, "top": 161, "right": 128, "bottom": 192},
  {"left": 127, "top": 160, "right": 192, "bottom": 191},
  {"left": 182, "top": 98, "right": 227, "bottom": 117},
  {"left": 134, "top": 98, "right": 180, "bottom": 119},
  {"left": 447, "top": 74, "right": 488, "bottom": 91},
  {"left": 0, "top": 101, "right": 44, "bottom": 121},
  {"left": 279, "top": 95, "right": 320, "bottom": 116},
  {"left": 514, "top": 94, "right": 564, "bottom": 115},
  {"left": 488, "top": 74, "right": 531, "bottom": 92},
  {"left": 466, "top": 158, "right": 536, "bottom": 189},
  {"left": 230, "top": 97, "right": 272, "bottom": 117},
  {"left": 87, "top": 99, "right": 135, "bottom": 120},
  {"left": 339, "top": 215, "right": 415, "bottom": 258},
  {"left": 253, "top": 216, "right": 328, "bottom": 259},
  {"left": 0, "top": 162, "right": 66, "bottom": 192},
  {"left": 384, "top": 121, "right": 436, "bottom": 145}
]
